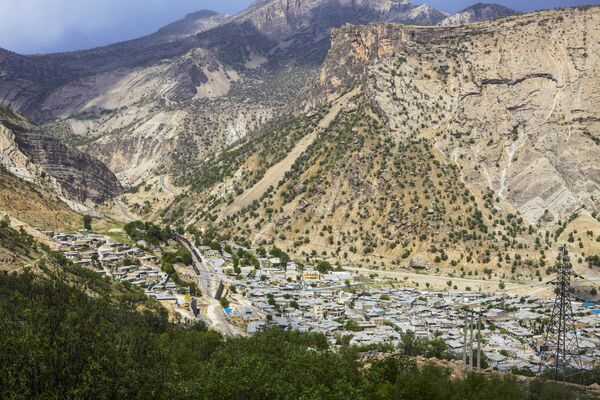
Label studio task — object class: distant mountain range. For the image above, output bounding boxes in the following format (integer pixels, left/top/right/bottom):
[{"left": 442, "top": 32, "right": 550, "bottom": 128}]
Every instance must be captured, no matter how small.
[
  {"left": 0, "top": 1, "right": 521, "bottom": 188},
  {"left": 0, "top": 0, "right": 598, "bottom": 277}
]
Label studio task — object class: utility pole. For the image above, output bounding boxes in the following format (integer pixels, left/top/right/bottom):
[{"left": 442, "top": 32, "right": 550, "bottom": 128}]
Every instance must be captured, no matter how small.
[
  {"left": 463, "top": 308, "right": 469, "bottom": 366},
  {"left": 539, "top": 246, "right": 583, "bottom": 380},
  {"left": 468, "top": 310, "right": 474, "bottom": 370},
  {"left": 477, "top": 312, "right": 482, "bottom": 372}
]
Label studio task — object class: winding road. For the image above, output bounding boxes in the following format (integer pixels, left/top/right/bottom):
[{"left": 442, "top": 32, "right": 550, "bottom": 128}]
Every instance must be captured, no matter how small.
[
  {"left": 174, "top": 234, "right": 243, "bottom": 336},
  {"left": 159, "top": 175, "right": 178, "bottom": 196},
  {"left": 115, "top": 197, "right": 137, "bottom": 222}
]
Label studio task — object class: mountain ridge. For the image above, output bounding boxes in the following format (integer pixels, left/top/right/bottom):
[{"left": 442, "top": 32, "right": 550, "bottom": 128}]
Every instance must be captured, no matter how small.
[
  {"left": 0, "top": 0, "right": 460, "bottom": 185},
  {"left": 0, "top": 1, "right": 597, "bottom": 208},
  {"left": 440, "top": 2, "right": 520, "bottom": 25},
  {"left": 0, "top": 106, "right": 122, "bottom": 204}
]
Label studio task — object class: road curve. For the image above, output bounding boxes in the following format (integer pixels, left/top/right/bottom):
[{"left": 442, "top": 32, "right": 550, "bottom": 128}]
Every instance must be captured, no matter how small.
[
  {"left": 115, "top": 197, "right": 137, "bottom": 222},
  {"left": 159, "top": 175, "right": 178, "bottom": 196}
]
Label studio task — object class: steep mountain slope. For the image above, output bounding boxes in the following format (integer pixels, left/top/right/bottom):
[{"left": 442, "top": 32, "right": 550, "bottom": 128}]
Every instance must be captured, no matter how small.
[
  {"left": 440, "top": 3, "right": 519, "bottom": 26},
  {"left": 164, "top": 6, "right": 600, "bottom": 281},
  {"left": 146, "top": 10, "right": 228, "bottom": 43},
  {"left": 0, "top": 107, "right": 122, "bottom": 204},
  {"left": 0, "top": 166, "right": 80, "bottom": 231},
  {"left": 304, "top": 6, "right": 600, "bottom": 224},
  {"left": 166, "top": 91, "right": 550, "bottom": 281},
  {"left": 0, "top": 0, "right": 453, "bottom": 186}
]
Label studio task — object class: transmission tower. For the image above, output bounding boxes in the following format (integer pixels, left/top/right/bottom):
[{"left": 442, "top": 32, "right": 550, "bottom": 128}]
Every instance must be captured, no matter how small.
[{"left": 539, "top": 245, "right": 582, "bottom": 379}]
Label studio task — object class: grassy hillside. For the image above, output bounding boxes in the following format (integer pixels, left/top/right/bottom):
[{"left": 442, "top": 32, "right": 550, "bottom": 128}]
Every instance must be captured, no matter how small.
[
  {"left": 0, "top": 167, "right": 80, "bottom": 231},
  {"left": 0, "top": 217, "right": 40, "bottom": 271}
]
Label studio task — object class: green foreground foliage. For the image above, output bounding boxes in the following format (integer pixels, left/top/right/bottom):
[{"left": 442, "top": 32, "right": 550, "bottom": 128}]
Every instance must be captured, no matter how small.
[{"left": 0, "top": 270, "right": 595, "bottom": 400}]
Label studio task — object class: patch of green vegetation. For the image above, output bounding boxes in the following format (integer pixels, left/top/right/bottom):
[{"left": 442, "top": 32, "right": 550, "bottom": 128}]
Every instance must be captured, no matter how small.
[
  {"left": 124, "top": 221, "right": 172, "bottom": 246},
  {"left": 162, "top": 247, "right": 193, "bottom": 266},
  {"left": 0, "top": 269, "right": 595, "bottom": 400},
  {"left": 0, "top": 216, "right": 37, "bottom": 260},
  {"left": 103, "top": 231, "right": 134, "bottom": 247}
]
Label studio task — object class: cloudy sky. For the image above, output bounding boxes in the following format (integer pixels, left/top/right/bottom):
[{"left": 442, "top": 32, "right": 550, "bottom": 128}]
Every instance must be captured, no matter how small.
[{"left": 0, "top": 0, "right": 598, "bottom": 54}]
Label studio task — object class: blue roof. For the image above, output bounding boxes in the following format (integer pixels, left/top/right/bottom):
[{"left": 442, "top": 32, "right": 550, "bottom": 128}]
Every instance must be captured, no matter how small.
[{"left": 224, "top": 307, "right": 232, "bottom": 315}]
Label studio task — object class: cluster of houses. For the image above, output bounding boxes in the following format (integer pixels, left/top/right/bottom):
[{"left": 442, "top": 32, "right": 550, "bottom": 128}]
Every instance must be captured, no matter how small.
[
  {"left": 222, "top": 260, "right": 599, "bottom": 372},
  {"left": 45, "top": 232, "right": 600, "bottom": 372},
  {"left": 50, "top": 230, "right": 178, "bottom": 301}
]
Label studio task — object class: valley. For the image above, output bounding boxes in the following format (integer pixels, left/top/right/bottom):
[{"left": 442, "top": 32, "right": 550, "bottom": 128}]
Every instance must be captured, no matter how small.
[{"left": 0, "top": 0, "right": 599, "bottom": 397}]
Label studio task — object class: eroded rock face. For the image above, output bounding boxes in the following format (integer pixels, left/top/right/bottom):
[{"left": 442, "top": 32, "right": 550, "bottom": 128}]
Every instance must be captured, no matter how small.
[
  {"left": 0, "top": 107, "right": 122, "bottom": 203},
  {"left": 0, "top": 0, "right": 453, "bottom": 185},
  {"left": 302, "top": 7, "right": 600, "bottom": 223},
  {"left": 232, "top": 0, "right": 442, "bottom": 38}
]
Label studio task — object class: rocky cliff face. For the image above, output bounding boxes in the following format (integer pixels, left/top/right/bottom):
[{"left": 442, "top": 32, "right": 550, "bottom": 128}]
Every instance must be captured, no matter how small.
[
  {"left": 302, "top": 6, "right": 600, "bottom": 224},
  {"left": 0, "top": 107, "right": 122, "bottom": 204},
  {"left": 0, "top": 0, "right": 454, "bottom": 185}
]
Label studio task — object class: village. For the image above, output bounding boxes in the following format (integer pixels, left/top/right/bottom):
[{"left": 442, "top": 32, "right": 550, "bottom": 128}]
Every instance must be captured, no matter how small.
[{"left": 46, "top": 228, "right": 600, "bottom": 374}]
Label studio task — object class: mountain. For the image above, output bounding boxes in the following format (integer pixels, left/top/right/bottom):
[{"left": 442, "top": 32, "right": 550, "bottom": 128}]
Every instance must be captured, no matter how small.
[
  {"left": 0, "top": 166, "right": 80, "bottom": 232},
  {"left": 147, "top": 10, "right": 228, "bottom": 43},
  {"left": 164, "top": 6, "right": 600, "bottom": 276},
  {"left": 439, "top": 3, "right": 519, "bottom": 26},
  {"left": 311, "top": 7, "right": 600, "bottom": 225},
  {"left": 0, "top": 0, "right": 452, "bottom": 186},
  {"left": 389, "top": 4, "right": 448, "bottom": 24},
  {"left": 230, "top": 0, "right": 446, "bottom": 36},
  {"left": 0, "top": 107, "right": 122, "bottom": 204},
  {"left": 0, "top": 0, "right": 595, "bottom": 225}
]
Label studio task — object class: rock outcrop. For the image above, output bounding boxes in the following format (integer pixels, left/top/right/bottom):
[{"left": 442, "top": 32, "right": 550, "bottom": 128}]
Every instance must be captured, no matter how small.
[
  {"left": 0, "top": 107, "right": 122, "bottom": 204},
  {"left": 301, "top": 6, "right": 600, "bottom": 223}
]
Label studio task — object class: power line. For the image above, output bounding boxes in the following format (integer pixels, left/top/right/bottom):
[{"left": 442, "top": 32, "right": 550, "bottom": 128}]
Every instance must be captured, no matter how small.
[{"left": 538, "top": 245, "right": 583, "bottom": 380}]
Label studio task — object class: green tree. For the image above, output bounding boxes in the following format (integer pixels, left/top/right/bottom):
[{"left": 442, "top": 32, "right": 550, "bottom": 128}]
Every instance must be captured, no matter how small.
[
  {"left": 316, "top": 260, "right": 332, "bottom": 274},
  {"left": 83, "top": 214, "right": 92, "bottom": 231}
]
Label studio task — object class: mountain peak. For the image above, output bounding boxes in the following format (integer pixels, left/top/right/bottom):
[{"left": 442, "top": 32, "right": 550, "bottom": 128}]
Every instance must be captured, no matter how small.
[
  {"left": 440, "top": 2, "right": 520, "bottom": 25},
  {"left": 152, "top": 9, "right": 227, "bottom": 42},
  {"left": 183, "top": 10, "right": 222, "bottom": 19}
]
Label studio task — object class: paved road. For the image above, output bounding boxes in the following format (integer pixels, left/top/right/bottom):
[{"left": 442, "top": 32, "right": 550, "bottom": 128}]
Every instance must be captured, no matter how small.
[
  {"left": 115, "top": 197, "right": 136, "bottom": 222},
  {"left": 207, "top": 301, "right": 243, "bottom": 337},
  {"left": 174, "top": 234, "right": 250, "bottom": 336},
  {"left": 174, "top": 235, "right": 215, "bottom": 297},
  {"left": 159, "top": 175, "right": 178, "bottom": 196}
]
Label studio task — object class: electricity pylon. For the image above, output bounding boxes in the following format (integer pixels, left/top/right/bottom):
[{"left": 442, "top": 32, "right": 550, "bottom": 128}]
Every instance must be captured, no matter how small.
[{"left": 539, "top": 246, "right": 582, "bottom": 379}]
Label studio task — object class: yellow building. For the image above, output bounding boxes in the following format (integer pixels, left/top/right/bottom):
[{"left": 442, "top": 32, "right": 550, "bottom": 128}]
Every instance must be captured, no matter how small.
[{"left": 302, "top": 270, "right": 320, "bottom": 280}]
